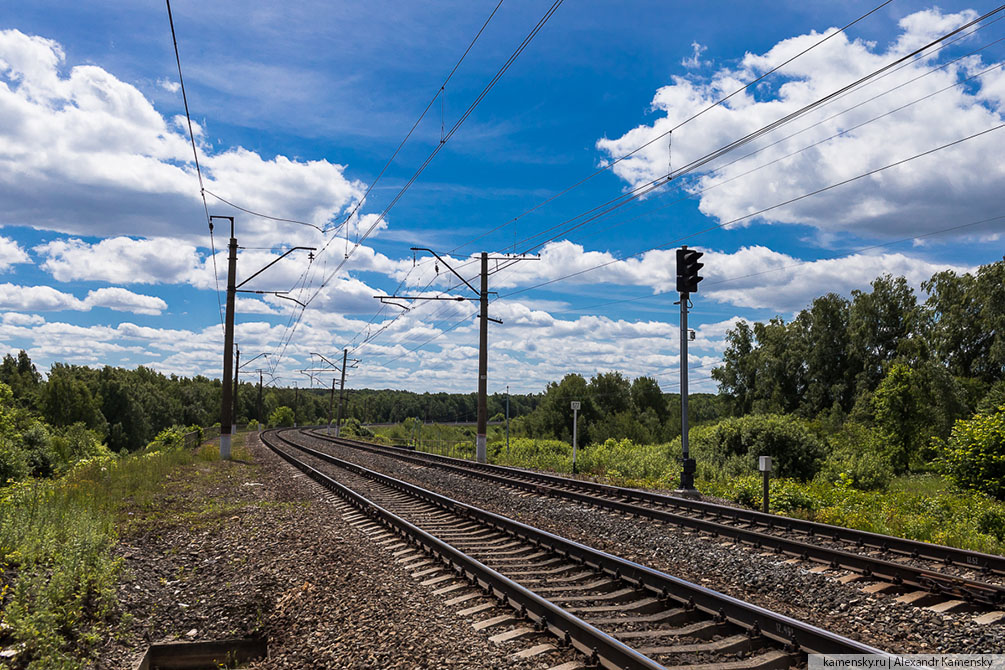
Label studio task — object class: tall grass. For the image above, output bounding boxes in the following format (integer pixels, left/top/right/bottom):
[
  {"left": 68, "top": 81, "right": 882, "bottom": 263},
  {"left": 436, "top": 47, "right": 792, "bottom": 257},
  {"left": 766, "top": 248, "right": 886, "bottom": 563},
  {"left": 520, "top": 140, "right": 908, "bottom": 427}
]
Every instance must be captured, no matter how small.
[
  {"left": 406, "top": 431, "right": 1005, "bottom": 556},
  {"left": 0, "top": 434, "right": 226, "bottom": 669}
]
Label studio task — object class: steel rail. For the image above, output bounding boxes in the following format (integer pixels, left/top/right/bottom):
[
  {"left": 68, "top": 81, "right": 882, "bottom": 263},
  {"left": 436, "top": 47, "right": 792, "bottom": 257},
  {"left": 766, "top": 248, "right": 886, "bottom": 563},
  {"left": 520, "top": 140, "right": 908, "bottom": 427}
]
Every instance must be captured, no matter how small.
[
  {"left": 272, "top": 429, "right": 892, "bottom": 657},
  {"left": 262, "top": 429, "right": 665, "bottom": 670},
  {"left": 305, "top": 430, "right": 1005, "bottom": 606}
]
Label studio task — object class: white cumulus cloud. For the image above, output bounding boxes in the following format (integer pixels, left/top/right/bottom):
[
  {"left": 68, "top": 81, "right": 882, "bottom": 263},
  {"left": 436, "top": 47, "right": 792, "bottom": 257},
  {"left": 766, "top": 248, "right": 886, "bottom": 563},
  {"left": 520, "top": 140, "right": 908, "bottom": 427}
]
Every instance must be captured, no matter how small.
[
  {"left": 596, "top": 8, "right": 1005, "bottom": 239},
  {"left": 0, "top": 29, "right": 368, "bottom": 249}
]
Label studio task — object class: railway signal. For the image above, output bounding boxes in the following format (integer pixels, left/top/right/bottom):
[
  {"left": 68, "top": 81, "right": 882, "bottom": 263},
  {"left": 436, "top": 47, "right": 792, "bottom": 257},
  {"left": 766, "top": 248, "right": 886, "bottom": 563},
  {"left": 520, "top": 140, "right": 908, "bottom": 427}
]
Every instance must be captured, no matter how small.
[
  {"left": 675, "top": 245, "right": 702, "bottom": 497},
  {"left": 676, "top": 247, "right": 704, "bottom": 293}
]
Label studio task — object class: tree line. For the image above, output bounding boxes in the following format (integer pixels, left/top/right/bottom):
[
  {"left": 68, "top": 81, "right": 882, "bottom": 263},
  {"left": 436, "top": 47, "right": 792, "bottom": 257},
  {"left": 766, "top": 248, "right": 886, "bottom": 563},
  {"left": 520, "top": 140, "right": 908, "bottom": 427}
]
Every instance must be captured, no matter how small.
[
  {"left": 510, "top": 371, "right": 719, "bottom": 445},
  {"left": 711, "top": 259, "right": 1005, "bottom": 480}
]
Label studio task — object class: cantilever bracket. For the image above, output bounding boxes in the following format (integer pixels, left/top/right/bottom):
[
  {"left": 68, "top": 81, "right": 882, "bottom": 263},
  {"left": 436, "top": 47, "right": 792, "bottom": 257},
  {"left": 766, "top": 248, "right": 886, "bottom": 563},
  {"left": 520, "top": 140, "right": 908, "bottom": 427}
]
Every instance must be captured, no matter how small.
[{"left": 237, "top": 289, "right": 306, "bottom": 308}]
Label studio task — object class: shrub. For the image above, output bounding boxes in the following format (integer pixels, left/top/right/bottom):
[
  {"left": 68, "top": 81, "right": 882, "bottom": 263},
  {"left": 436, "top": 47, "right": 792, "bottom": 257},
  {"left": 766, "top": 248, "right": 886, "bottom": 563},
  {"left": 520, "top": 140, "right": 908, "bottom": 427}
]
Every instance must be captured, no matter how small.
[
  {"left": 20, "top": 422, "right": 58, "bottom": 477},
  {"left": 688, "top": 414, "right": 825, "bottom": 480},
  {"left": 577, "top": 438, "right": 675, "bottom": 484},
  {"left": 816, "top": 423, "right": 894, "bottom": 491},
  {"left": 0, "top": 440, "right": 29, "bottom": 484},
  {"left": 491, "top": 437, "right": 572, "bottom": 472},
  {"left": 340, "top": 417, "right": 374, "bottom": 438},
  {"left": 269, "top": 406, "right": 295, "bottom": 428},
  {"left": 937, "top": 407, "right": 1005, "bottom": 500},
  {"left": 147, "top": 426, "right": 186, "bottom": 450},
  {"left": 50, "top": 422, "right": 109, "bottom": 471}
]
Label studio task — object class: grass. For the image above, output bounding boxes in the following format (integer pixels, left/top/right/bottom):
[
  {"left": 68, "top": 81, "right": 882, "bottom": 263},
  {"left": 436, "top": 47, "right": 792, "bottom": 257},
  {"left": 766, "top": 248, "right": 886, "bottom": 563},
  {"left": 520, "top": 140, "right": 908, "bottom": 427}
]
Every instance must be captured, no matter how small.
[
  {"left": 402, "top": 426, "right": 1005, "bottom": 557},
  {"left": 0, "top": 430, "right": 252, "bottom": 669}
]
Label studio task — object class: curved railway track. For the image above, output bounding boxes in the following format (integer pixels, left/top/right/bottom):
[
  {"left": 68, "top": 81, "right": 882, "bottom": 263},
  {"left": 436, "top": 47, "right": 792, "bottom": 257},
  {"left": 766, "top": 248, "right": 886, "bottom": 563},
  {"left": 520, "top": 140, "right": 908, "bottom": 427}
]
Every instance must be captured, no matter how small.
[
  {"left": 263, "top": 428, "right": 889, "bottom": 669},
  {"left": 303, "top": 429, "right": 1005, "bottom": 610}
]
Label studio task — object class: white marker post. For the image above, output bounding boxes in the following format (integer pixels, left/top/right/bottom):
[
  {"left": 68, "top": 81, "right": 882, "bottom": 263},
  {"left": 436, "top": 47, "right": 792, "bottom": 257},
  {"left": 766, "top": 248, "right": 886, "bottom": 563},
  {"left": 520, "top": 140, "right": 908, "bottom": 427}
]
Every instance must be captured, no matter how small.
[
  {"left": 759, "top": 456, "right": 773, "bottom": 513},
  {"left": 571, "top": 401, "right": 581, "bottom": 474}
]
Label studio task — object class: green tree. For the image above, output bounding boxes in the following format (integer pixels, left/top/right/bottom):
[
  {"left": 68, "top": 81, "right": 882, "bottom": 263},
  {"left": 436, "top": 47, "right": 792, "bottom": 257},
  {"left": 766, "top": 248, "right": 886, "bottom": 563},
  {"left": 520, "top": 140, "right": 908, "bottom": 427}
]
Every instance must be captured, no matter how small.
[
  {"left": 872, "top": 361, "right": 965, "bottom": 472},
  {"left": 588, "top": 371, "right": 631, "bottom": 417},
  {"left": 848, "top": 274, "right": 920, "bottom": 394},
  {"left": 269, "top": 405, "right": 295, "bottom": 428},
  {"left": 630, "top": 376, "right": 667, "bottom": 421},
  {"left": 750, "top": 317, "right": 807, "bottom": 415},
  {"left": 517, "top": 374, "right": 590, "bottom": 443},
  {"left": 0, "top": 350, "right": 42, "bottom": 407},
  {"left": 712, "top": 320, "right": 757, "bottom": 416},
  {"left": 924, "top": 259, "right": 1005, "bottom": 384},
  {"left": 39, "top": 370, "right": 106, "bottom": 432},
  {"left": 938, "top": 407, "right": 1005, "bottom": 500},
  {"left": 803, "top": 293, "right": 853, "bottom": 416}
]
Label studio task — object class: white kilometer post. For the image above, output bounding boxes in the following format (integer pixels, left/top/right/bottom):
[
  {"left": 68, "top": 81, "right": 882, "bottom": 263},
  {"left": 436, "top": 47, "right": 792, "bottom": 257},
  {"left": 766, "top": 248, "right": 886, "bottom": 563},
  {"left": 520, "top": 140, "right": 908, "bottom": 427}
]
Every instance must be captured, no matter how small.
[
  {"left": 571, "top": 401, "right": 581, "bottom": 474},
  {"left": 759, "top": 456, "right": 773, "bottom": 514}
]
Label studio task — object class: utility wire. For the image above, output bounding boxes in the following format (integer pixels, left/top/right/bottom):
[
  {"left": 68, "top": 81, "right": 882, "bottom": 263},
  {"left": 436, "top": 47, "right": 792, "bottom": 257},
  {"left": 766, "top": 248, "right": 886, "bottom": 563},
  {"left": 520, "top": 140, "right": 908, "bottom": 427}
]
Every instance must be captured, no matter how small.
[
  {"left": 165, "top": 0, "right": 223, "bottom": 332},
  {"left": 510, "top": 51, "right": 1005, "bottom": 259},
  {"left": 337, "top": 0, "right": 506, "bottom": 230},
  {"left": 268, "top": 0, "right": 565, "bottom": 370},
  {"left": 497, "top": 122, "right": 1005, "bottom": 300},
  {"left": 545, "top": 213, "right": 1005, "bottom": 315},
  {"left": 204, "top": 189, "right": 326, "bottom": 232},
  {"left": 447, "top": 0, "right": 896, "bottom": 255},
  {"left": 501, "top": 7, "right": 1005, "bottom": 261},
  {"left": 330, "top": 16, "right": 1005, "bottom": 373}
]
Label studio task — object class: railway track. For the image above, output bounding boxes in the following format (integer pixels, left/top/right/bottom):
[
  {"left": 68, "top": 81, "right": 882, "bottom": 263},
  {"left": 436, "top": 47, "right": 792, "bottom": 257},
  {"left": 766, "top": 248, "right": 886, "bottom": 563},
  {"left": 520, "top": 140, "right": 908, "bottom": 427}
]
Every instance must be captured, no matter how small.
[
  {"left": 263, "top": 428, "right": 889, "bottom": 669},
  {"left": 303, "top": 429, "right": 1005, "bottom": 611}
]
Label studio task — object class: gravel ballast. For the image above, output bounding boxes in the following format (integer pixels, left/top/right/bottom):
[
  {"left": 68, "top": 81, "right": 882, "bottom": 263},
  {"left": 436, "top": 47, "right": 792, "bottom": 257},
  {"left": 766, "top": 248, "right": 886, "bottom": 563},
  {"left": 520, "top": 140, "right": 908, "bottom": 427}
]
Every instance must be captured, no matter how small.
[
  {"left": 290, "top": 432, "right": 1005, "bottom": 655},
  {"left": 98, "top": 434, "right": 571, "bottom": 669}
]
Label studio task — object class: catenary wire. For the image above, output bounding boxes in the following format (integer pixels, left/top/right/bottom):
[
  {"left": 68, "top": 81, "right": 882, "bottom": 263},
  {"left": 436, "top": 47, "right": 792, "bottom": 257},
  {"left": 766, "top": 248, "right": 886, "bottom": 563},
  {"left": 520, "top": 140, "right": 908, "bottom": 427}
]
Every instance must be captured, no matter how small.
[
  {"left": 165, "top": 0, "right": 223, "bottom": 332},
  {"left": 495, "top": 122, "right": 1005, "bottom": 300},
  {"left": 267, "top": 0, "right": 566, "bottom": 370},
  {"left": 446, "top": 0, "right": 897, "bottom": 255}
]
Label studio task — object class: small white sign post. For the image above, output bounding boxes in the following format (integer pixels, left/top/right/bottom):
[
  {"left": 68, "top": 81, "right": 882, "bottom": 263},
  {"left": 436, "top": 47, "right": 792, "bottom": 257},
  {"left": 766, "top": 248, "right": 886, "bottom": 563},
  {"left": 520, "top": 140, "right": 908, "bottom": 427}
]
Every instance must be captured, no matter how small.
[
  {"left": 571, "top": 401, "right": 581, "bottom": 474},
  {"left": 759, "top": 456, "right": 773, "bottom": 514}
]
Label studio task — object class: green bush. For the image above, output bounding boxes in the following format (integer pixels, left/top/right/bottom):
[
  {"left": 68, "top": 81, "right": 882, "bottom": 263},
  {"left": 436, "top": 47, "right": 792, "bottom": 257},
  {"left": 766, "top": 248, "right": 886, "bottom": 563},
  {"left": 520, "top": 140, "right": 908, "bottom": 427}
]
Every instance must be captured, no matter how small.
[
  {"left": 20, "top": 422, "right": 58, "bottom": 477},
  {"left": 0, "top": 440, "right": 29, "bottom": 484},
  {"left": 340, "top": 417, "right": 374, "bottom": 438},
  {"left": 50, "top": 422, "right": 109, "bottom": 471},
  {"left": 269, "top": 406, "right": 295, "bottom": 428},
  {"left": 937, "top": 406, "right": 1005, "bottom": 499},
  {"left": 688, "top": 414, "right": 825, "bottom": 480},
  {"left": 816, "top": 423, "right": 894, "bottom": 491},
  {"left": 577, "top": 438, "right": 676, "bottom": 485},
  {"left": 491, "top": 437, "right": 572, "bottom": 472}
]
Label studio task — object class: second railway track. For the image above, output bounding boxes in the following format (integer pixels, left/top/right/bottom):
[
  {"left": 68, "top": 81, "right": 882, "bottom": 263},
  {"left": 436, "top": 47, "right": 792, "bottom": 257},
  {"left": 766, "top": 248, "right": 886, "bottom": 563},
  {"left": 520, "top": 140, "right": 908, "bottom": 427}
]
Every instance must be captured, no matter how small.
[
  {"left": 302, "top": 428, "right": 1005, "bottom": 611},
  {"left": 263, "top": 428, "right": 890, "bottom": 669}
]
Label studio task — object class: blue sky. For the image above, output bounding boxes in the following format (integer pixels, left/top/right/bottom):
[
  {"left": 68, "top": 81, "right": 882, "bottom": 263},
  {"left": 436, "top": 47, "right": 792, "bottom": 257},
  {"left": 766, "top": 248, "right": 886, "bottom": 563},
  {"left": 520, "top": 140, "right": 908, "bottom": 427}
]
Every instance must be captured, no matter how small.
[{"left": 0, "top": 0, "right": 1003, "bottom": 394}]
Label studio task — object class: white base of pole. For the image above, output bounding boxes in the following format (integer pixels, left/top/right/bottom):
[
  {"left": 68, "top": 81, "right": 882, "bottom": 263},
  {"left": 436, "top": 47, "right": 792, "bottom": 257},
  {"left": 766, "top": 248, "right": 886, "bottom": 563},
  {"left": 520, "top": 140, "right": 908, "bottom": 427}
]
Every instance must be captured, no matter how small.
[
  {"left": 476, "top": 435, "right": 487, "bottom": 463},
  {"left": 220, "top": 433, "right": 232, "bottom": 460}
]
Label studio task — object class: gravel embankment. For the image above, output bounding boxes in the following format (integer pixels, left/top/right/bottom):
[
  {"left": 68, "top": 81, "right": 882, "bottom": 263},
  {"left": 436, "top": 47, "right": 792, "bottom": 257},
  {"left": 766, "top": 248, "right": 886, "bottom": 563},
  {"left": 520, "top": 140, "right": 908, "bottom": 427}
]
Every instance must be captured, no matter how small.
[
  {"left": 98, "top": 434, "right": 572, "bottom": 669},
  {"left": 292, "top": 433, "right": 1005, "bottom": 655}
]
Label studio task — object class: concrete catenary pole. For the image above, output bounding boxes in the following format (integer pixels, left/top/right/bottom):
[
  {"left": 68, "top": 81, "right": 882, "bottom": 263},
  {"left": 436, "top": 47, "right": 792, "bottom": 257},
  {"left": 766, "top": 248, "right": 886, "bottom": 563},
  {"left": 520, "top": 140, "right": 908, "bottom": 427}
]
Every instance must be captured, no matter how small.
[
  {"left": 232, "top": 344, "right": 239, "bottom": 436},
  {"left": 218, "top": 217, "right": 237, "bottom": 460},
  {"left": 328, "top": 377, "right": 336, "bottom": 435},
  {"left": 336, "top": 348, "right": 348, "bottom": 437},
  {"left": 505, "top": 385, "right": 510, "bottom": 455},
  {"left": 476, "top": 252, "right": 489, "bottom": 463},
  {"left": 571, "top": 401, "right": 580, "bottom": 474}
]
